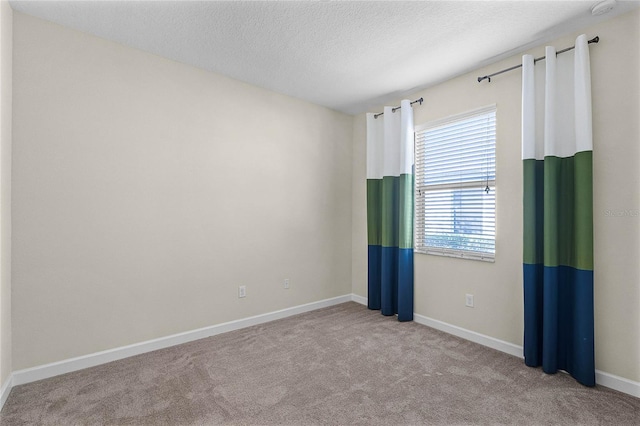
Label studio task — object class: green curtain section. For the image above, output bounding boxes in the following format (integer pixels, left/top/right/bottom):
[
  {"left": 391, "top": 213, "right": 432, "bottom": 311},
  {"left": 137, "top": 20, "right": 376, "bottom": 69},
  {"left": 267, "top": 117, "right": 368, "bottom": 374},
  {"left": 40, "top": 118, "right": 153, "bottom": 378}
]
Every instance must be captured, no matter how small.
[
  {"left": 571, "top": 151, "right": 594, "bottom": 271},
  {"left": 523, "top": 151, "right": 593, "bottom": 270},
  {"left": 397, "top": 173, "right": 414, "bottom": 250},
  {"left": 523, "top": 159, "right": 544, "bottom": 265},
  {"left": 367, "top": 174, "right": 413, "bottom": 249},
  {"left": 367, "top": 179, "right": 383, "bottom": 246}
]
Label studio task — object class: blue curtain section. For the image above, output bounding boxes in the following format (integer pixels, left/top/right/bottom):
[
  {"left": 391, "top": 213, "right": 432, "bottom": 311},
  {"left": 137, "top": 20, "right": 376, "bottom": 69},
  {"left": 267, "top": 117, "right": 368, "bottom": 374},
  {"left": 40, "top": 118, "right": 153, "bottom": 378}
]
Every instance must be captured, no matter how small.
[
  {"left": 367, "top": 245, "right": 382, "bottom": 311},
  {"left": 523, "top": 264, "right": 595, "bottom": 386},
  {"left": 368, "top": 246, "right": 414, "bottom": 321},
  {"left": 396, "top": 248, "right": 414, "bottom": 322}
]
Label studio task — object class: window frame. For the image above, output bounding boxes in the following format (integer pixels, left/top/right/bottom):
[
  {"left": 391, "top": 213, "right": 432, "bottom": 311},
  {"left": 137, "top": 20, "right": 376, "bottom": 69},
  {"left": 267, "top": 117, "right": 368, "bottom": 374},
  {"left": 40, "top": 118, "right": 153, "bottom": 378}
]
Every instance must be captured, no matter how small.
[{"left": 414, "top": 105, "right": 497, "bottom": 262}]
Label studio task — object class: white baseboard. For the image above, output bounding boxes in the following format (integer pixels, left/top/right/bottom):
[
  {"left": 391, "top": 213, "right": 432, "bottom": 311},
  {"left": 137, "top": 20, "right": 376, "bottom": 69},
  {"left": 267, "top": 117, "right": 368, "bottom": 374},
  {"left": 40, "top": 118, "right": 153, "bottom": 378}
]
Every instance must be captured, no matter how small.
[
  {"left": 595, "top": 370, "right": 640, "bottom": 398},
  {"left": 350, "top": 293, "right": 640, "bottom": 398},
  {"left": 0, "top": 375, "right": 12, "bottom": 410},
  {"left": 350, "top": 293, "right": 368, "bottom": 306},
  {"left": 413, "top": 313, "right": 524, "bottom": 358},
  {"left": 3, "top": 293, "right": 638, "bottom": 411},
  {"left": 11, "top": 294, "right": 352, "bottom": 388}
]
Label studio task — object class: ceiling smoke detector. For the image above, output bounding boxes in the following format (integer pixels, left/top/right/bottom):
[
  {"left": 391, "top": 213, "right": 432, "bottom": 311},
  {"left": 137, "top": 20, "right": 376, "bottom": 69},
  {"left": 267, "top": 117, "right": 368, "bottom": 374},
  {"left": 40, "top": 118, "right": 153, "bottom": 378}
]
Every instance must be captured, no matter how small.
[{"left": 591, "top": 0, "right": 616, "bottom": 16}]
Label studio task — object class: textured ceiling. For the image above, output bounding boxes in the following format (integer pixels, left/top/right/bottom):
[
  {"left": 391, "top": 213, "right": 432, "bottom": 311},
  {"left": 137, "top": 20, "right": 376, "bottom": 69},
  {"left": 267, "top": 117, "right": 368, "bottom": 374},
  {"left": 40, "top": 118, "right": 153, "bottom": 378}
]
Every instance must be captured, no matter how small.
[{"left": 9, "top": 0, "right": 640, "bottom": 115}]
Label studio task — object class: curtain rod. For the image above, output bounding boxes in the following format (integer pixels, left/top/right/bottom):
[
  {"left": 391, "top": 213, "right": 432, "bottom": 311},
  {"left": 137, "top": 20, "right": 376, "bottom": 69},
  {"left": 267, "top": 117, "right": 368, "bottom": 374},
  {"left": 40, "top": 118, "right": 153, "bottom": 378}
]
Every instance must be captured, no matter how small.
[
  {"left": 373, "top": 97, "right": 424, "bottom": 119},
  {"left": 477, "top": 36, "right": 599, "bottom": 83}
]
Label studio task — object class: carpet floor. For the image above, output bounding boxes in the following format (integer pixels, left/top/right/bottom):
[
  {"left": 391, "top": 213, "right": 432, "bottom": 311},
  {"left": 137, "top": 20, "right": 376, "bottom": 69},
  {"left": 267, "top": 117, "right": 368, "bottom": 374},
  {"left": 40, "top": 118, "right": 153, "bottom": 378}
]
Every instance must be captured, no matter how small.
[{"left": 1, "top": 302, "right": 639, "bottom": 425}]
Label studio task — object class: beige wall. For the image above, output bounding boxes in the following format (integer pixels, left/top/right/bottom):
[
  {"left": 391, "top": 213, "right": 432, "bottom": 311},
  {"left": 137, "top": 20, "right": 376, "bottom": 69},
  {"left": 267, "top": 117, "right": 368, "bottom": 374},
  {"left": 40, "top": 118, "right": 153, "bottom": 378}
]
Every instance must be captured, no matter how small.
[
  {"left": 0, "top": 0, "right": 12, "bottom": 386},
  {"left": 12, "top": 13, "right": 353, "bottom": 370},
  {"left": 352, "top": 9, "right": 640, "bottom": 383}
]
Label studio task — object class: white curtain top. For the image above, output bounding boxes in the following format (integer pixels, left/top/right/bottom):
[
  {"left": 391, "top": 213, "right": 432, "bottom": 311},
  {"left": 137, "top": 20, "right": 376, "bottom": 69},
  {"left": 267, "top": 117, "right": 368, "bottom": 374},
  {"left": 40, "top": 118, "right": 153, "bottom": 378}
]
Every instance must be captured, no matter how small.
[
  {"left": 366, "top": 99, "right": 414, "bottom": 179},
  {"left": 522, "top": 34, "right": 592, "bottom": 160}
]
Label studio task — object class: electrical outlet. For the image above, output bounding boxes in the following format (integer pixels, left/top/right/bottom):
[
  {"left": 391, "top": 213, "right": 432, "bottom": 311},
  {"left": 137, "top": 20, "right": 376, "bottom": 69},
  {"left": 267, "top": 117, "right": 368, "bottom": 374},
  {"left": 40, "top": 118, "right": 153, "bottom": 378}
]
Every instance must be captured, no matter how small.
[
  {"left": 465, "top": 294, "right": 474, "bottom": 308},
  {"left": 238, "top": 285, "right": 246, "bottom": 298},
  {"left": 284, "top": 279, "right": 290, "bottom": 289}
]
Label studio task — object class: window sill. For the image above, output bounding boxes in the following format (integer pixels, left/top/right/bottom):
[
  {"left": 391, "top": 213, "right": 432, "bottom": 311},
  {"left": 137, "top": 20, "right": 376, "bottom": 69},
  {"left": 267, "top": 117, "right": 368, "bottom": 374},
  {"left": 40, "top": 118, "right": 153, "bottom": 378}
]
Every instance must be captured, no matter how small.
[{"left": 415, "top": 248, "right": 495, "bottom": 263}]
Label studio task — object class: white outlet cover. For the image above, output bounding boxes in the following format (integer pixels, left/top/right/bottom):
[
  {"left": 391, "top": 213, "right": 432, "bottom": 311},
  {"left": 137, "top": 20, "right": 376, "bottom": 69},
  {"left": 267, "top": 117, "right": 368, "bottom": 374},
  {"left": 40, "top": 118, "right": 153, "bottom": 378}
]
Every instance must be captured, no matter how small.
[{"left": 465, "top": 294, "right": 474, "bottom": 307}]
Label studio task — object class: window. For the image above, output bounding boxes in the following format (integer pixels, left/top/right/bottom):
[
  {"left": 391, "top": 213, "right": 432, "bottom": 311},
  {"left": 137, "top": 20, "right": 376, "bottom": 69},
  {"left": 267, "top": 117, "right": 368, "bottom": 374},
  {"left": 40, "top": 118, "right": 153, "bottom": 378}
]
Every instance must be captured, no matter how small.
[{"left": 415, "top": 106, "right": 496, "bottom": 261}]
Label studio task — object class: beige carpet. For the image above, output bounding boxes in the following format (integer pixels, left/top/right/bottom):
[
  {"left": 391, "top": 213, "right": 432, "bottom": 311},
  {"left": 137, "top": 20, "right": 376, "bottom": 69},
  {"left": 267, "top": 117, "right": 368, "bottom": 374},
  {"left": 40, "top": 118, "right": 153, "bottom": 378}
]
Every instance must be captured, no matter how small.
[{"left": 1, "top": 302, "right": 639, "bottom": 425}]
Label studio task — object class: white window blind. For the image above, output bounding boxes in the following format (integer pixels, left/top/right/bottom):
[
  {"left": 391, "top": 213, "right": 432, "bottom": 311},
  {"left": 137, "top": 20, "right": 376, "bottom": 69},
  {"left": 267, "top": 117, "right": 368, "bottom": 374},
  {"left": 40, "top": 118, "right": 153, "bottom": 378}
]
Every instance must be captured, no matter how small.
[{"left": 415, "top": 105, "right": 496, "bottom": 261}]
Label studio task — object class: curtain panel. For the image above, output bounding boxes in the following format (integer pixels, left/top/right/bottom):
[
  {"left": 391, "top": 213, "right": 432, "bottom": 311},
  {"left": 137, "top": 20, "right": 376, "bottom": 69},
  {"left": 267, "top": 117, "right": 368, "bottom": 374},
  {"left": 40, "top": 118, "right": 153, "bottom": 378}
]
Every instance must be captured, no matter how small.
[
  {"left": 522, "top": 35, "right": 595, "bottom": 386},
  {"left": 366, "top": 100, "right": 414, "bottom": 321}
]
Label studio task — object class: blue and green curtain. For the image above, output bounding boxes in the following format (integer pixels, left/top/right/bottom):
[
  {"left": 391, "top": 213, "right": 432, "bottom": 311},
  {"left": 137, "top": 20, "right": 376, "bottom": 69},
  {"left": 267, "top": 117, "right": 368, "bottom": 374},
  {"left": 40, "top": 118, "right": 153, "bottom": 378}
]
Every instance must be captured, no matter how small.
[
  {"left": 522, "top": 35, "right": 595, "bottom": 386},
  {"left": 366, "top": 100, "right": 414, "bottom": 322}
]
